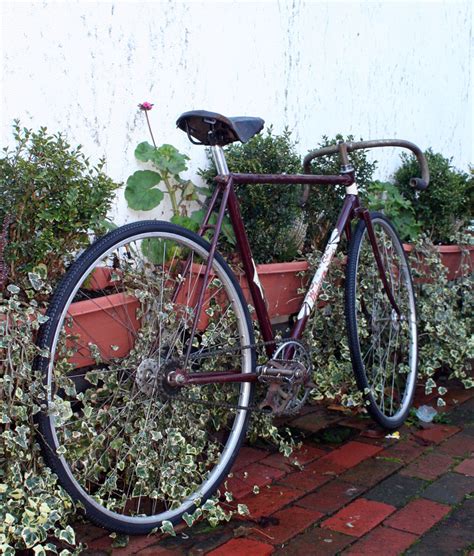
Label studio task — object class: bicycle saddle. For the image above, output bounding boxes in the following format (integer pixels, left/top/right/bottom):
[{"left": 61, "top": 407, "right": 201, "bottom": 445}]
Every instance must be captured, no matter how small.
[{"left": 176, "top": 110, "right": 264, "bottom": 146}]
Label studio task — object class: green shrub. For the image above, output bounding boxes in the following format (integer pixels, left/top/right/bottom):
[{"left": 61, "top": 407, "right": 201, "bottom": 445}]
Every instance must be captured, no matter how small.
[
  {"left": 199, "top": 127, "right": 304, "bottom": 263},
  {"left": 364, "top": 180, "right": 421, "bottom": 242},
  {"left": 303, "top": 135, "right": 377, "bottom": 250},
  {"left": 0, "top": 122, "right": 118, "bottom": 288},
  {"left": 394, "top": 149, "right": 473, "bottom": 243},
  {"left": 0, "top": 123, "right": 119, "bottom": 554}
]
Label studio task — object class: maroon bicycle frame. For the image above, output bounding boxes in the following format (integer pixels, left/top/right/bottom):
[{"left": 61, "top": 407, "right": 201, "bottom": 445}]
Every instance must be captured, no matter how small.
[
  {"left": 167, "top": 134, "right": 429, "bottom": 388},
  {"left": 176, "top": 169, "right": 382, "bottom": 387}
]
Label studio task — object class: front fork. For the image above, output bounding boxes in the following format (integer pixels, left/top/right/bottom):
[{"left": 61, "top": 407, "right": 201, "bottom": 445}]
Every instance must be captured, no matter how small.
[{"left": 358, "top": 208, "right": 401, "bottom": 317}]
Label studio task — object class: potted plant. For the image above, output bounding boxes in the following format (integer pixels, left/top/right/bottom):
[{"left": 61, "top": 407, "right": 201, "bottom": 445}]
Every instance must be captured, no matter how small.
[{"left": 393, "top": 149, "right": 473, "bottom": 279}]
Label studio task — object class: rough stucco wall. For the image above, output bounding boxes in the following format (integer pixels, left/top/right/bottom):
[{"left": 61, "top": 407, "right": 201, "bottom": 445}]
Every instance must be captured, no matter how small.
[{"left": 1, "top": 0, "right": 472, "bottom": 224}]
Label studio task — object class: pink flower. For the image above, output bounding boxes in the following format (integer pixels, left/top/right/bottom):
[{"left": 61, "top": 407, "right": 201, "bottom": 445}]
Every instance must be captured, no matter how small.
[{"left": 138, "top": 102, "right": 154, "bottom": 111}]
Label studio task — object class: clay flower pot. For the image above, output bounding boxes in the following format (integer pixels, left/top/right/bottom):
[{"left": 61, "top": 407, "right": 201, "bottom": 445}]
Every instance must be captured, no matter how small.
[
  {"left": 239, "top": 261, "right": 309, "bottom": 323},
  {"left": 67, "top": 293, "right": 140, "bottom": 369},
  {"left": 403, "top": 244, "right": 473, "bottom": 281},
  {"left": 436, "top": 245, "right": 474, "bottom": 280}
]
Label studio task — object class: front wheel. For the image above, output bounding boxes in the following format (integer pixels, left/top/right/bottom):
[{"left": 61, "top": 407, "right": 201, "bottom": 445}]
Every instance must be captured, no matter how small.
[
  {"left": 345, "top": 213, "right": 417, "bottom": 430},
  {"left": 35, "top": 221, "right": 255, "bottom": 535}
]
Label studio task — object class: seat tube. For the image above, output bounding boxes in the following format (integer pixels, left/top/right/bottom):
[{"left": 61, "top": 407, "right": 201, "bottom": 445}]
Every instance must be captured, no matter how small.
[{"left": 211, "top": 145, "right": 230, "bottom": 176}]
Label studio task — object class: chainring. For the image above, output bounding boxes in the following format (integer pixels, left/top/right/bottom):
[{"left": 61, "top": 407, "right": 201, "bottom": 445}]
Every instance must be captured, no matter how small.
[{"left": 258, "top": 339, "right": 313, "bottom": 416}]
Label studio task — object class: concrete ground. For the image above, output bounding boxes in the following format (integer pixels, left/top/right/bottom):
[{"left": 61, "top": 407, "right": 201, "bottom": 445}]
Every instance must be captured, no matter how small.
[{"left": 78, "top": 380, "right": 474, "bottom": 555}]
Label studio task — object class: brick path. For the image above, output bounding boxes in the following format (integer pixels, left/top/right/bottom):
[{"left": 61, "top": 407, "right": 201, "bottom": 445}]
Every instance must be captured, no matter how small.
[{"left": 80, "top": 382, "right": 474, "bottom": 555}]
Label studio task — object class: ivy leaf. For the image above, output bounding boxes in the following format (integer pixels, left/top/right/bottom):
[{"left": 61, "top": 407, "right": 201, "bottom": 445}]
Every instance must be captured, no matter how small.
[
  {"left": 58, "top": 525, "right": 75, "bottom": 545},
  {"left": 125, "top": 171, "right": 164, "bottom": 211},
  {"left": 134, "top": 141, "right": 157, "bottom": 163},
  {"left": 160, "top": 520, "right": 176, "bottom": 536},
  {"left": 21, "top": 527, "right": 40, "bottom": 549},
  {"left": 182, "top": 512, "right": 195, "bottom": 527},
  {"left": 7, "top": 284, "right": 20, "bottom": 295},
  {"left": 28, "top": 272, "right": 44, "bottom": 291},
  {"left": 237, "top": 504, "right": 249, "bottom": 516},
  {"left": 111, "top": 534, "right": 129, "bottom": 548}
]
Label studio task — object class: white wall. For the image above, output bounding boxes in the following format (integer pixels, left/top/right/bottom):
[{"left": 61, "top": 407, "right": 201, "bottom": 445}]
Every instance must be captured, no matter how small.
[{"left": 1, "top": 0, "right": 472, "bottom": 224}]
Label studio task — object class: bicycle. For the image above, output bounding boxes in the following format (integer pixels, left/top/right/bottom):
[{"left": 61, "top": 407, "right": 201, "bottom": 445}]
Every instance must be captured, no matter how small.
[{"left": 35, "top": 109, "right": 430, "bottom": 535}]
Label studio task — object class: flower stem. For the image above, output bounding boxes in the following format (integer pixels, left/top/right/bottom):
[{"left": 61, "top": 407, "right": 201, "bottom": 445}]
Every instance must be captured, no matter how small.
[
  {"left": 163, "top": 176, "right": 179, "bottom": 216},
  {"left": 145, "top": 112, "right": 157, "bottom": 148}
]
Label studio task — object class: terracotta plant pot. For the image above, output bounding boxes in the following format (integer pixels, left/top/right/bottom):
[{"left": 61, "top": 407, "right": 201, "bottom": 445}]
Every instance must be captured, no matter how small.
[
  {"left": 239, "top": 261, "right": 309, "bottom": 322},
  {"left": 67, "top": 293, "right": 140, "bottom": 368},
  {"left": 403, "top": 244, "right": 473, "bottom": 281},
  {"left": 437, "top": 245, "right": 474, "bottom": 280},
  {"left": 83, "top": 267, "right": 120, "bottom": 290},
  {"left": 66, "top": 260, "right": 314, "bottom": 370}
]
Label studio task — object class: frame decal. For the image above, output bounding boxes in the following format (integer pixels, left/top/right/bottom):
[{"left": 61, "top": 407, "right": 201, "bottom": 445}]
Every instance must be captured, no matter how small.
[{"left": 297, "top": 228, "right": 341, "bottom": 319}]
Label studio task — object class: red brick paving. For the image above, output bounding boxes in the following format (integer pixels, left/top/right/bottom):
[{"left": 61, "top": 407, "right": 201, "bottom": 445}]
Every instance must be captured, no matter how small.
[
  {"left": 378, "top": 438, "right": 427, "bottom": 463},
  {"left": 136, "top": 548, "right": 179, "bottom": 556},
  {"left": 295, "top": 479, "right": 365, "bottom": 514},
  {"left": 340, "top": 456, "right": 402, "bottom": 487},
  {"left": 438, "top": 433, "right": 474, "bottom": 457},
  {"left": 226, "top": 462, "right": 286, "bottom": 500},
  {"left": 249, "top": 506, "right": 323, "bottom": 544},
  {"left": 342, "top": 525, "right": 417, "bottom": 555},
  {"left": 261, "top": 443, "right": 325, "bottom": 472},
  {"left": 113, "top": 536, "right": 166, "bottom": 555},
  {"left": 276, "top": 460, "right": 334, "bottom": 491},
  {"left": 455, "top": 457, "right": 474, "bottom": 476},
  {"left": 236, "top": 485, "right": 302, "bottom": 519},
  {"left": 274, "top": 527, "right": 354, "bottom": 556},
  {"left": 87, "top": 534, "right": 114, "bottom": 551},
  {"left": 77, "top": 387, "right": 474, "bottom": 556},
  {"left": 321, "top": 498, "right": 396, "bottom": 537},
  {"left": 384, "top": 498, "right": 451, "bottom": 535},
  {"left": 399, "top": 451, "right": 454, "bottom": 480},
  {"left": 413, "top": 424, "right": 461, "bottom": 444},
  {"left": 207, "top": 537, "right": 274, "bottom": 555},
  {"left": 232, "top": 446, "right": 270, "bottom": 471},
  {"left": 316, "top": 441, "right": 383, "bottom": 470}
]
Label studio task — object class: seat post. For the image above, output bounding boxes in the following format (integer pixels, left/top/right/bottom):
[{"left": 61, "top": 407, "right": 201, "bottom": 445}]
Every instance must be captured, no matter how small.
[{"left": 211, "top": 146, "right": 230, "bottom": 176}]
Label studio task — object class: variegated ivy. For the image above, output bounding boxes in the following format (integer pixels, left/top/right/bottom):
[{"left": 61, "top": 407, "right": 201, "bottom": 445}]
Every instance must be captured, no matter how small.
[{"left": 303, "top": 234, "right": 473, "bottom": 409}]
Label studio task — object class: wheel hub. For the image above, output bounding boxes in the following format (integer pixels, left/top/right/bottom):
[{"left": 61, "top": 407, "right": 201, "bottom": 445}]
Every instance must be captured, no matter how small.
[{"left": 136, "top": 358, "right": 181, "bottom": 398}]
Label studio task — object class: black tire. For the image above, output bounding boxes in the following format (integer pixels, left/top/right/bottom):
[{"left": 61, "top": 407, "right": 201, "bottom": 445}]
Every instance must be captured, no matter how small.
[
  {"left": 345, "top": 213, "right": 417, "bottom": 430},
  {"left": 36, "top": 221, "right": 255, "bottom": 535}
]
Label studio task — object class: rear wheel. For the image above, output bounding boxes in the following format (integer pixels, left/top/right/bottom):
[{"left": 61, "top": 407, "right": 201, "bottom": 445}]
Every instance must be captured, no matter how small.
[
  {"left": 345, "top": 213, "right": 417, "bottom": 430},
  {"left": 36, "top": 221, "right": 255, "bottom": 534}
]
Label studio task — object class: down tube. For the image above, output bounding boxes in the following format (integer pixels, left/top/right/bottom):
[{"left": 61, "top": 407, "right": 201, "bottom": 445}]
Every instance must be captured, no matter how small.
[{"left": 291, "top": 195, "right": 358, "bottom": 340}]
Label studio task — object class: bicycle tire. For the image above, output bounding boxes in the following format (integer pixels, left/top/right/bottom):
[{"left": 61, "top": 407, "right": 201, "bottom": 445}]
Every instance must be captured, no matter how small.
[
  {"left": 345, "top": 212, "right": 417, "bottom": 430},
  {"left": 36, "top": 220, "right": 255, "bottom": 535}
]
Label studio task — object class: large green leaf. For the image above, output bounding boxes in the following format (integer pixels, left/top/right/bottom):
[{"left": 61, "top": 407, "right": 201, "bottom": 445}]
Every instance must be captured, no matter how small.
[
  {"left": 150, "top": 144, "right": 189, "bottom": 175},
  {"left": 170, "top": 214, "right": 199, "bottom": 232},
  {"left": 134, "top": 142, "right": 157, "bottom": 163},
  {"left": 125, "top": 170, "right": 164, "bottom": 210},
  {"left": 141, "top": 237, "right": 182, "bottom": 263}
]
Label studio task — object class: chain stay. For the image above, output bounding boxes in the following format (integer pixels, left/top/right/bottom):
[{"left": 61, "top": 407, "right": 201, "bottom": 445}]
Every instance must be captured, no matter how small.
[{"left": 169, "top": 338, "right": 315, "bottom": 414}]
